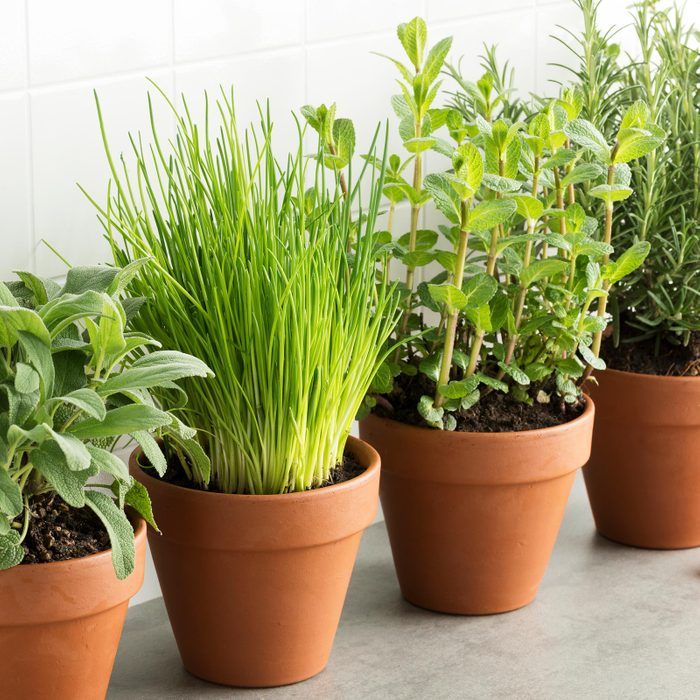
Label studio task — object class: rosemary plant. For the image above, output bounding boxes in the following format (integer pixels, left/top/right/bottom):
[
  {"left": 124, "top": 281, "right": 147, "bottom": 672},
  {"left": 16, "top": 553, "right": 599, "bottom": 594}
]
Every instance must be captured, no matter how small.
[
  {"left": 88, "top": 88, "right": 400, "bottom": 494},
  {"left": 365, "top": 18, "right": 662, "bottom": 430},
  {"left": 561, "top": 0, "right": 699, "bottom": 367},
  {"left": 0, "top": 264, "right": 211, "bottom": 577}
]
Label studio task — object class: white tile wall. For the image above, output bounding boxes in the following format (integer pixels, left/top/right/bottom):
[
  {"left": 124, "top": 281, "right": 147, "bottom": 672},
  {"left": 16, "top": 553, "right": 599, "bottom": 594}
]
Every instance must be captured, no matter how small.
[
  {"left": 174, "top": 0, "right": 305, "bottom": 62},
  {"left": 27, "top": 0, "right": 172, "bottom": 85},
  {"left": 0, "top": 2, "right": 27, "bottom": 91},
  {"left": 1, "top": 0, "right": 685, "bottom": 604},
  {"left": 0, "top": 0, "right": 613, "bottom": 282}
]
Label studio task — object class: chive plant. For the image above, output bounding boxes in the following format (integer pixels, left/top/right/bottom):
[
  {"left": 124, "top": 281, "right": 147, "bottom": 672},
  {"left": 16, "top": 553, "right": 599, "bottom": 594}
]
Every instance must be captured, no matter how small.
[
  {"left": 560, "top": 0, "right": 699, "bottom": 367},
  {"left": 87, "top": 88, "right": 400, "bottom": 494},
  {"left": 361, "top": 18, "right": 662, "bottom": 430}
]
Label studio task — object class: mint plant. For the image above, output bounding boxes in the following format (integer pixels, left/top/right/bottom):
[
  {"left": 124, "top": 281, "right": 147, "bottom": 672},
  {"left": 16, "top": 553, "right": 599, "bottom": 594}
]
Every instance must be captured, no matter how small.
[
  {"left": 373, "top": 17, "right": 453, "bottom": 343},
  {"left": 365, "top": 19, "right": 663, "bottom": 429},
  {"left": 0, "top": 264, "right": 211, "bottom": 577}
]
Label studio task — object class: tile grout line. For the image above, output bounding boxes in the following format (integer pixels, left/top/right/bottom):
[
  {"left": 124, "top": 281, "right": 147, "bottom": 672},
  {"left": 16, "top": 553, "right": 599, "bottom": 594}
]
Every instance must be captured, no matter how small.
[
  {"left": 303, "top": 0, "right": 309, "bottom": 103},
  {"left": 170, "top": 0, "right": 177, "bottom": 136},
  {"left": 0, "top": 5, "right": 548, "bottom": 101},
  {"left": 170, "top": 0, "right": 176, "bottom": 98},
  {"left": 419, "top": 0, "right": 429, "bottom": 287},
  {"left": 23, "top": 0, "right": 36, "bottom": 273},
  {"left": 533, "top": 2, "right": 540, "bottom": 95}
]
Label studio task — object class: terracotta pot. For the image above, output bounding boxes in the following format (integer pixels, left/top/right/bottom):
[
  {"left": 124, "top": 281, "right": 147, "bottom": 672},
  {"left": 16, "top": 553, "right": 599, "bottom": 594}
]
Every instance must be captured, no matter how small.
[
  {"left": 130, "top": 435, "right": 379, "bottom": 688},
  {"left": 359, "top": 400, "right": 594, "bottom": 614},
  {"left": 0, "top": 518, "right": 146, "bottom": 700},
  {"left": 584, "top": 368, "right": 700, "bottom": 549}
]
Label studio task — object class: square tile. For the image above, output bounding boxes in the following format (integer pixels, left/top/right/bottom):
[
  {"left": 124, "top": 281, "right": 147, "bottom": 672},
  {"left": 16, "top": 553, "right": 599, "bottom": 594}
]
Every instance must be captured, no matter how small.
[
  {"left": 174, "top": 0, "right": 304, "bottom": 62},
  {"left": 27, "top": 0, "right": 171, "bottom": 85},
  {"left": 428, "top": 0, "right": 535, "bottom": 22},
  {"left": 448, "top": 11, "right": 537, "bottom": 98},
  {"left": 0, "top": 1, "right": 27, "bottom": 91},
  {"left": 175, "top": 49, "right": 305, "bottom": 158},
  {"left": 31, "top": 72, "right": 174, "bottom": 277},
  {"left": 307, "top": 32, "right": 409, "bottom": 160},
  {"left": 308, "top": 0, "right": 423, "bottom": 42}
]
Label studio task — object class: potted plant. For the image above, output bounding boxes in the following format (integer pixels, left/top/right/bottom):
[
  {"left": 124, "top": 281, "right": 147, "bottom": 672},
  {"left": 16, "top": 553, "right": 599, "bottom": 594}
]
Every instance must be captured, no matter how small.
[
  {"left": 0, "top": 263, "right": 210, "bottom": 699},
  {"left": 564, "top": 0, "right": 700, "bottom": 548},
  {"left": 88, "top": 87, "right": 400, "bottom": 687},
  {"left": 359, "top": 18, "right": 661, "bottom": 614}
]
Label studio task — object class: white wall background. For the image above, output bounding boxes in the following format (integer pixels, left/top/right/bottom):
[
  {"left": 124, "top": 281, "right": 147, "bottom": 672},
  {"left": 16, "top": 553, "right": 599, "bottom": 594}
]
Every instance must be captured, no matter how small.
[
  {"left": 2, "top": 0, "right": 640, "bottom": 282},
  {"left": 1, "top": 0, "right": 696, "bottom": 604}
]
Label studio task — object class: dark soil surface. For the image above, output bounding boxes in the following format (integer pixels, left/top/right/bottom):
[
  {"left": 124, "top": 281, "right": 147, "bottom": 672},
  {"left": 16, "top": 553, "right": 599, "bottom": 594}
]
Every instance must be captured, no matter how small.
[
  {"left": 146, "top": 450, "right": 366, "bottom": 494},
  {"left": 602, "top": 329, "right": 700, "bottom": 377},
  {"left": 374, "top": 371, "right": 583, "bottom": 432},
  {"left": 21, "top": 493, "right": 110, "bottom": 565}
]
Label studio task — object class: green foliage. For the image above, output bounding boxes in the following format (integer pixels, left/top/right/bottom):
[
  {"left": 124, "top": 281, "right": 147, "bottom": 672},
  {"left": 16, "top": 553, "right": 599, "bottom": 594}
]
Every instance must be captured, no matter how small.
[
  {"left": 90, "top": 86, "right": 400, "bottom": 494},
  {"left": 0, "top": 265, "right": 211, "bottom": 577},
  {"left": 561, "top": 0, "right": 700, "bottom": 353},
  {"left": 301, "top": 103, "right": 356, "bottom": 171},
  {"left": 369, "top": 17, "right": 453, "bottom": 343},
  {"left": 370, "top": 17, "right": 661, "bottom": 429}
]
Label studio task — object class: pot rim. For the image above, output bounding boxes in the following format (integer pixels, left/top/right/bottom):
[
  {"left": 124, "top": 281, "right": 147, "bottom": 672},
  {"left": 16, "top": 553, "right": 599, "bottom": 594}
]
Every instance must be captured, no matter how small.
[
  {"left": 5, "top": 515, "right": 146, "bottom": 574},
  {"left": 131, "top": 434, "right": 380, "bottom": 502},
  {"left": 364, "top": 393, "right": 594, "bottom": 441},
  {"left": 597, "top": 366, "right": 699, "bottom": 384}
]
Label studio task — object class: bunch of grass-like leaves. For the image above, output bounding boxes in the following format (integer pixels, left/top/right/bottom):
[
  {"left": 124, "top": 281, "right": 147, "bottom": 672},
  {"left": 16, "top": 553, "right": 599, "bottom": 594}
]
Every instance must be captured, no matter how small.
[
  {"left": 89, "top": 87, "right": 400, "bottom": 494},
  {"left": 560, "top": 0, "right": 699, "bottom": 355},
  {"left": 365, "top": 18, "right": 663, "bottom": 429},
  {"left": 0, "top": 264, "right": 211, "bottom": 577}
]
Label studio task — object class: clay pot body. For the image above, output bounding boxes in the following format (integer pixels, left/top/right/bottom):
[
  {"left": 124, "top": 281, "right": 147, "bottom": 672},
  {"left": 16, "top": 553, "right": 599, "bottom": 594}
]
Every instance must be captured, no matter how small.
[
  {"left": 359, "top": 400, "right": 594, "bottom": 614},
  {"left": 0, "top": 519, "right": 146, "bottom": 700},
  {"left": 130, "top": 436, "right": 379, "bottom": 688},
  {"left": 584, "top": 369, "right": 700, "bottom": 548}
]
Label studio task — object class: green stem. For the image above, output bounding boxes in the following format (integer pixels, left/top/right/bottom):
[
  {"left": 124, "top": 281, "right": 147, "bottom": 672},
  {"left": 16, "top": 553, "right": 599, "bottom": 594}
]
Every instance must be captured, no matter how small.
[
  {"left": 395, "top": 117, "right": 424, "bottom": 357},
  {"left": 434, "top": 200, "right": 471, "bottom": 407},
  {"left": 582, "top": 159, "right": 616, "bottom": 382}
]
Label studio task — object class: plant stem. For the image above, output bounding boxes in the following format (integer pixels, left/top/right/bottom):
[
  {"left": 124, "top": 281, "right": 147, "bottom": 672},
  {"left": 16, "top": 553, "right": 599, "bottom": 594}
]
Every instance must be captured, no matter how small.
[
  {"left": 485, "top": 159, "right": 506, "bottom": 276},
  {"left": 434, "top": 200, "right": 471, "bottom": 406},
  {"left": 565, "top": 139, "right": 575, "bottom": 204},
  {"left": 582, "top": 159, "right": 616, "bottom": 382},
  {"left": 553, "top": 167, "right": 567, "bottom": 235},
  {"left": 502, "top": 220, "right": 536, "bottom": 366},
  {"left": 327, "top": 142, "right": 349, "bottom": 200},
  {"left": 396, "top": 120, "right": 424, "bottom": 342},
  {"left": 400, "top": 162, "right": 423, "bottom": 335}
]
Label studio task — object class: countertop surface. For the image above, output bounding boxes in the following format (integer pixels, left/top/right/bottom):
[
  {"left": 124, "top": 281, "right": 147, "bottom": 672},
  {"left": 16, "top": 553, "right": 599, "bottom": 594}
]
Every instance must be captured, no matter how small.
[{"left": 108, "top": 474, "right": 700, "bottom": 699}]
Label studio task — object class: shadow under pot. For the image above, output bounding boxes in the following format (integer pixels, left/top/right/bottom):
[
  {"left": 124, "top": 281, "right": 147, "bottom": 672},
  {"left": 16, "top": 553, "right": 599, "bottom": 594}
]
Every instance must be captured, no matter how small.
[
  {"left": 359, "top": 399, "right": 594, "bottom": 615},
  {"left": 130, "top": 435, "right": 380, "bottom": 688},
  {"left": 584, "top": 369, "right": 700, "bottom": 549},
  {"left": 0, "top": 518, "right": 147, "bottom": 700}
]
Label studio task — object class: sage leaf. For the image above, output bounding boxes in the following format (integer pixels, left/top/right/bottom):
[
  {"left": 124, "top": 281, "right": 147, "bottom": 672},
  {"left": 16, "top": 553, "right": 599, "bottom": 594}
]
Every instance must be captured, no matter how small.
[
  {"left": 85, "top": 491, "right": 135, "bottom": 580},
  {"left": 0, "top": 531, "right": 24, "bottom": 570}
]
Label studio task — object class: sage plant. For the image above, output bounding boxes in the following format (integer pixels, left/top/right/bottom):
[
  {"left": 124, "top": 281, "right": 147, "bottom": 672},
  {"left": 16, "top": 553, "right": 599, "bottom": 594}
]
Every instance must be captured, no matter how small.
[{"left": 0, "top": 264, "right": 211, "bottom": 576}]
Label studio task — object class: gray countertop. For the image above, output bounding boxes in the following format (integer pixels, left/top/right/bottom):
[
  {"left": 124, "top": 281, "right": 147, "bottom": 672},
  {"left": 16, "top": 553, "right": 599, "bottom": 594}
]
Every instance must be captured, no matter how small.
[{"left": 108, "top": 474, "right": 700, "bottom": 699}]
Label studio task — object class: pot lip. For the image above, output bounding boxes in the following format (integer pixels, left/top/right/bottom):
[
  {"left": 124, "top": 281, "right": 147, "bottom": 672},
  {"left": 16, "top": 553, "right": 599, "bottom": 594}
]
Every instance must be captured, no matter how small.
[
  {"left": 364, "top": 394, "right": 594, "bottom": 440},
  {"left": 130, "top": 434, "right": 380, "bottom": 503},
  {"left": 598, "top": 366, "right": 699, "bottom": 384},
  {"left": 5, "top": 516, "right": 146, "bottom": 575}
]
